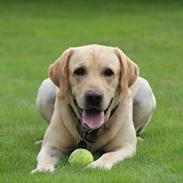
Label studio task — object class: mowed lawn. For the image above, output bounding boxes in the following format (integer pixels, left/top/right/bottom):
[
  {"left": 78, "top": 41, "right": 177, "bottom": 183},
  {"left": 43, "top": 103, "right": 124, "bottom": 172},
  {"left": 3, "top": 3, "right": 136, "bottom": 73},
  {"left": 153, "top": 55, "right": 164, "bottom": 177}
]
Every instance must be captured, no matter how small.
[{"left": 0, "top": 0, "right": 182, "bottom": 182}]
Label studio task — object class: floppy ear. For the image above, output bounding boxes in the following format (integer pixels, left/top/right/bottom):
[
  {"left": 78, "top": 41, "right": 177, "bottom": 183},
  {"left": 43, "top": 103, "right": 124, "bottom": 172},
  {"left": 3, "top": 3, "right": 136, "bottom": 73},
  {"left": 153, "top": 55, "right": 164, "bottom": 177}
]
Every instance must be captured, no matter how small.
[
  {"left": 114, "top": 48, "right": 139, "bottom": 96},
  {"left": 48, "top": 48, "right": 73, "bottom": 90}
]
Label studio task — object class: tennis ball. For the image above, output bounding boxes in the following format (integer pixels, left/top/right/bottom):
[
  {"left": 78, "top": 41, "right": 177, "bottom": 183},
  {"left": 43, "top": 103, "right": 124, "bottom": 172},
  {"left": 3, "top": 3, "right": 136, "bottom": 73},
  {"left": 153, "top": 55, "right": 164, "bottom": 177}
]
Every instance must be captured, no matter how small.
[{"left": 68, "top": 148, "right": 94, "bottom": 166}]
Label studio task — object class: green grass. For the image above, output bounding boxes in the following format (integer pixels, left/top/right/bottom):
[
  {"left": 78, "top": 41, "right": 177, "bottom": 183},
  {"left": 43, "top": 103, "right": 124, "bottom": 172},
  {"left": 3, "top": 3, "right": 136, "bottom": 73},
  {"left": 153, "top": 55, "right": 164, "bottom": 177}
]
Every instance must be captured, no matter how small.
[{"left": 0, "top": 0, "right": 183, "bottom": 182}]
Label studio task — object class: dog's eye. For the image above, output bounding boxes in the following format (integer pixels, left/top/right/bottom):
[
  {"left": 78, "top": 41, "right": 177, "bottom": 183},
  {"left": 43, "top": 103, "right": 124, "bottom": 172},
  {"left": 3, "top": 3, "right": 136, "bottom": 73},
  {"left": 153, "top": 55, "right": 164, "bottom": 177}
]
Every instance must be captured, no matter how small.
[
  {"left": 103, "top": 68, "right": 114, "bottom": 77},
  {"left": 73, "top": 67, "right": 86, "bottom": 76}
]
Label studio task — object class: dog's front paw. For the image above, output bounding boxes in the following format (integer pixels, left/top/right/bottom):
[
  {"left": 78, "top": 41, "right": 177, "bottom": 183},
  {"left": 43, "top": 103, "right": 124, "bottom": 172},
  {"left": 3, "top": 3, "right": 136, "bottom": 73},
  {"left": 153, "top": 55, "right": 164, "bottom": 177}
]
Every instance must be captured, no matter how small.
[
  {"left": 87, "top": 157, "right": 113, "bottom": 170},
  {"left": 31, "top": 165, "right": 55, "bottom": 174}
]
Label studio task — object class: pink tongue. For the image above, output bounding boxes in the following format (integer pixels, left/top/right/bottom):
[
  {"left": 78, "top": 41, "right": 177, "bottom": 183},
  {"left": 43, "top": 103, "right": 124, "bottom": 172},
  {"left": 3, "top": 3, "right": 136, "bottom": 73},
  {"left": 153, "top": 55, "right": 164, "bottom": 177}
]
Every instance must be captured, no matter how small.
[{"left": 82, "top": 110, "right": 104, "bottom": 129}]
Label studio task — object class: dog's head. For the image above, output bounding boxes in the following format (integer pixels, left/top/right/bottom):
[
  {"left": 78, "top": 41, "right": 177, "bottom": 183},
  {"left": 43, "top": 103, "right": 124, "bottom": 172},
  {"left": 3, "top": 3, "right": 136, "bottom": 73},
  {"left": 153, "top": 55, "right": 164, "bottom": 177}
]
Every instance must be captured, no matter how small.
[{"left": 49, "top": 45, "right": 139, "bottom": 129}]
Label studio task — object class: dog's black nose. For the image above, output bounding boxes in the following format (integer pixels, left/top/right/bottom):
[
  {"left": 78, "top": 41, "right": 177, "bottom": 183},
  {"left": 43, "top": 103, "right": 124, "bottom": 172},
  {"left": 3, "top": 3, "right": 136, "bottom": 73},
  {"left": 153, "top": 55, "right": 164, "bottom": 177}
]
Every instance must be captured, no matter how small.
[{"left": 85, "top": 90, "right": 103, "bottom": 109}]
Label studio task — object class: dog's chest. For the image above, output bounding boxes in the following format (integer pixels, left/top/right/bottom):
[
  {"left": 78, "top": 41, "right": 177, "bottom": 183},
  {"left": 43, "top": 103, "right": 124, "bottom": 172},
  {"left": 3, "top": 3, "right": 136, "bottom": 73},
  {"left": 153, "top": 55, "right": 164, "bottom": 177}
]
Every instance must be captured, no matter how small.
[{"left": 76, "top": 123, "right": 103, "bottom": 151}]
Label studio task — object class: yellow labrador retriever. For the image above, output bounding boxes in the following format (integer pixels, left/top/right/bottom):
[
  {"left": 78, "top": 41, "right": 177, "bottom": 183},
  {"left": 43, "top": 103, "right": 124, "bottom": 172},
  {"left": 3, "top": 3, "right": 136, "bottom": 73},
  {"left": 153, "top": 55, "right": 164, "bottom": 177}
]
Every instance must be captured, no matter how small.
[{"left": 32, "top": 44, "right": 156, "bottom": 173}]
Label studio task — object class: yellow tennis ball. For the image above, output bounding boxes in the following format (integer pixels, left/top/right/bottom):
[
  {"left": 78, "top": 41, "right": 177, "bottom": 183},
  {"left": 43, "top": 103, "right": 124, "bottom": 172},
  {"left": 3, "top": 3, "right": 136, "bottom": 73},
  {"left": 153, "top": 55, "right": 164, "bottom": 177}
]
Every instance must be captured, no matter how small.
[{"left": 68, "top": 148, "right": 94, "bottom": 166}]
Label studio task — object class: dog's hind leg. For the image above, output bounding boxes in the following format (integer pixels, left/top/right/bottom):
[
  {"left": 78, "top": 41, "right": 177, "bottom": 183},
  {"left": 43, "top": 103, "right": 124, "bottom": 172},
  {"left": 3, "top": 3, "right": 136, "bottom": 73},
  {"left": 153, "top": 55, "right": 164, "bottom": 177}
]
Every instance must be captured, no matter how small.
[
  {"left": 36, "top": 78, "right": 58, "bottom": 123},
  {"left": 131, "top": 77, "right": 156, "bottom": 134}
]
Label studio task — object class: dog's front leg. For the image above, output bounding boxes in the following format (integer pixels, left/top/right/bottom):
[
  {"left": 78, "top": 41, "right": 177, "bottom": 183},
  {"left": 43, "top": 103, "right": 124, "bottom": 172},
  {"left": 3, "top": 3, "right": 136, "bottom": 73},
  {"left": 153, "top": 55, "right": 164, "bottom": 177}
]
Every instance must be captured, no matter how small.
[
  {"left": 31, "top": 145, "right": 62, "bottom": 173},
  {"left": 32, "top": 97, "right": 77, "bottom": 174},
  {"left": 88, "top": 144, "right": 135, "bottom": 170}
]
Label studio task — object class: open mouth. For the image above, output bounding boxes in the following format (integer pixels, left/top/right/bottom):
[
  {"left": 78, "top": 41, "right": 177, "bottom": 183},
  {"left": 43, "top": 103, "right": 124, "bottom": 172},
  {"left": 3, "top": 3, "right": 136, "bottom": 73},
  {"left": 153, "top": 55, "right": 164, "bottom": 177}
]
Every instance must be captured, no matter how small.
[
  {"left": 82, "top": 109, "right": 104, "bottom": 129},
  {"left": 73, "top": 99, "right": 111, "bottom": 129}
]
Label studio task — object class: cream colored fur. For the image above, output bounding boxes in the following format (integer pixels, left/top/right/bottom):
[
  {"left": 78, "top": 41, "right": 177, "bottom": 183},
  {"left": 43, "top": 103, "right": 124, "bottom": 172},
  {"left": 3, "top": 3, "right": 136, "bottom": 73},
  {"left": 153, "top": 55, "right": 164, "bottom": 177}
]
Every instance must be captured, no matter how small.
[{"left": 32, "top": 45, "right": 156, "bottom": 173}]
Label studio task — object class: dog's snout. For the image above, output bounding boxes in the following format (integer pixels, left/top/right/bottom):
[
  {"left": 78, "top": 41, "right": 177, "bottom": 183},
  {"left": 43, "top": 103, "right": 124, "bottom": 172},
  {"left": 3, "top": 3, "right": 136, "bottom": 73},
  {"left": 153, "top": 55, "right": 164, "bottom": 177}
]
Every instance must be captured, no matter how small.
[
  {"left": 86, "top": 92, "right": 102, "bottom": 104},
  {"left": 85, "top": 90, "right": 103, "bottom": 109}
]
